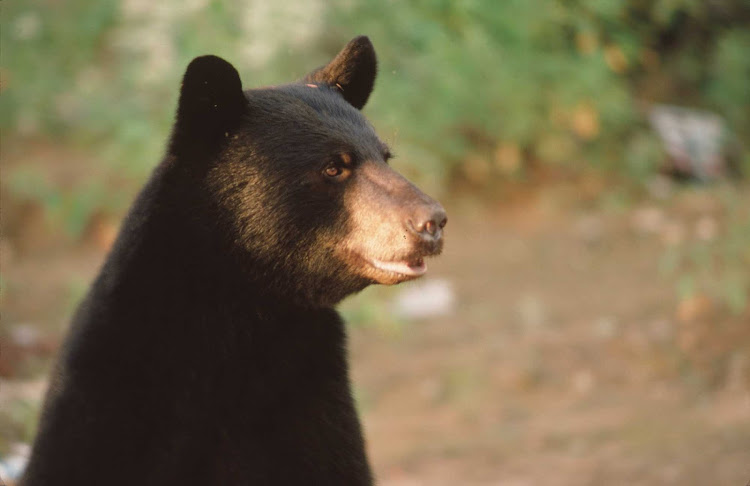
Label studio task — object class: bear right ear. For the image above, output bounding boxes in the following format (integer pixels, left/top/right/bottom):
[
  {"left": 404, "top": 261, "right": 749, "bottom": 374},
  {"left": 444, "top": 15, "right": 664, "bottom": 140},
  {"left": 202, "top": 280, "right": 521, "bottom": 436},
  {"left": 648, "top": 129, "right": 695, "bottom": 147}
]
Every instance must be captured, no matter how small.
[
  {"left": 304, "top": 36, "right": 377, "bottom": 110},
  {"left": 172, "top": 55, "right": 247, "bottom": 153}
]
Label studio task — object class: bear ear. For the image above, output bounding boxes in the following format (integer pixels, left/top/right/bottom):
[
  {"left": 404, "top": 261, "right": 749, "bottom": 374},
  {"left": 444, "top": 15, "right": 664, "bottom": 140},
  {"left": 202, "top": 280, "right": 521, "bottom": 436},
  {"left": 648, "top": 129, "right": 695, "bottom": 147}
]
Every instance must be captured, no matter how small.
[
  {"left": 304, "top": 36, "right": 377, "bottom": 110},
  {"left": 173, "top": 55, "right": 247, "bottom": 151}
]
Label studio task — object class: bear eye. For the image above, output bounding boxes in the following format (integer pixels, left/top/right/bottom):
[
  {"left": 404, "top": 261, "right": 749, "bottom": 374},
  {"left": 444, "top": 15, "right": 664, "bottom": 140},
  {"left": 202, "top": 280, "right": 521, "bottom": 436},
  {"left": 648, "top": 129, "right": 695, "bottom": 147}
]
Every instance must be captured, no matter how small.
[
  {"left": 322, "top": 153, "right": 353, "bottom": 179},
  {"left": 324, "top": 165, "right": 343, "bottom": 178}
]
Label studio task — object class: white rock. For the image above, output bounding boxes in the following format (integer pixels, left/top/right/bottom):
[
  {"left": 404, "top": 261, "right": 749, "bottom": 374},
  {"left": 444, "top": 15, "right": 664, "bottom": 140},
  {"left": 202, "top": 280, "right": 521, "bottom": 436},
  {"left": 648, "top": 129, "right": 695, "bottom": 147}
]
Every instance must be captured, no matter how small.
[
  {"left": 392, "top": 279, "right": 455, "bottom": 320},
  {"left": 0, "top": 443, "right": 30, "bottom": 480}
]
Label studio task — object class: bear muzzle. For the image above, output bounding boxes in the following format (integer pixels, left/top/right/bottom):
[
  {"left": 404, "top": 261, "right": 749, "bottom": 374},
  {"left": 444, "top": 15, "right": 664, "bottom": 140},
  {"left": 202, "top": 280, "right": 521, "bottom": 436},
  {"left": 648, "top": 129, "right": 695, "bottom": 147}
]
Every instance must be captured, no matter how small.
[{"left": 343, "top": 161, "right": 447, "bottom": 284}]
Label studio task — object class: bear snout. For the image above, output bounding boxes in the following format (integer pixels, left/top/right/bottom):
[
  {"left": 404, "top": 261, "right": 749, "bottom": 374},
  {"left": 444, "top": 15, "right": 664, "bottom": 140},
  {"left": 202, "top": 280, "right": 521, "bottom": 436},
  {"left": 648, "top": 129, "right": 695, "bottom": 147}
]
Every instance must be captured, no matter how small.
[{"left": 406, "top": 203, "right": 447, "bottom": 244}]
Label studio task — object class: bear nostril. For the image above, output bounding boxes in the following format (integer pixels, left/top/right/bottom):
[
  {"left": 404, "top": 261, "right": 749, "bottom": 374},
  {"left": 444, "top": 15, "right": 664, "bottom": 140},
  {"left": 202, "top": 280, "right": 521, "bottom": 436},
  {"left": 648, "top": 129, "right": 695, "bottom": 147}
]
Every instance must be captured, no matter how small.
[{"left": 408, "top": 207, "right": 446, "bottom": 240}]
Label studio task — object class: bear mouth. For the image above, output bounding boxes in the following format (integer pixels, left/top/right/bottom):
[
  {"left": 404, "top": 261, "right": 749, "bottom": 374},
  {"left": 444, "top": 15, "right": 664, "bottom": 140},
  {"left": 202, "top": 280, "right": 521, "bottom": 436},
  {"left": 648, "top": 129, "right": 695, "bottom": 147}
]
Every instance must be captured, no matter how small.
[
  {"left": 369, "top": 257, "right": 426, "bottom": 278},
  {"left": 345, "top": 248, "right": 439, "bottom": 285},
  {"left": 367, "top": 257, "right": 427, "bottom": 284}
]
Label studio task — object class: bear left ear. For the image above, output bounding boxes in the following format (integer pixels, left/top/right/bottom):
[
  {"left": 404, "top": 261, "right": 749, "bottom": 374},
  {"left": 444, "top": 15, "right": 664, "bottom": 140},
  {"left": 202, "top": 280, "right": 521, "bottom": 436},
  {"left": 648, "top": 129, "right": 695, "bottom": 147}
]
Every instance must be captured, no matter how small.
[
  {"left": 173, "top": 55, "right": 247, "bottom": 152},
  {"left": 304, "top": 36, "right": 377, "bottom": 110}
]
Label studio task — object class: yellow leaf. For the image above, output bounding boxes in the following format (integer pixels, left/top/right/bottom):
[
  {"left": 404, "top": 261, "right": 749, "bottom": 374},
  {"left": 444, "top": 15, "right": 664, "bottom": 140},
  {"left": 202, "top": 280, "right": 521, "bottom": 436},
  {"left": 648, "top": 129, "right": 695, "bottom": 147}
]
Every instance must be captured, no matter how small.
[
  {"left": 571, "top": 102, "right": 600, "bottom": 140},
  {"left": 604, "top": 45, "right": 628, "bottom": 73},
  {"left": 576, "top": 32, "right": 598, "bottom": 55},
  {"left": 493, "top": 142, "right": 522, "bottom": 174}
]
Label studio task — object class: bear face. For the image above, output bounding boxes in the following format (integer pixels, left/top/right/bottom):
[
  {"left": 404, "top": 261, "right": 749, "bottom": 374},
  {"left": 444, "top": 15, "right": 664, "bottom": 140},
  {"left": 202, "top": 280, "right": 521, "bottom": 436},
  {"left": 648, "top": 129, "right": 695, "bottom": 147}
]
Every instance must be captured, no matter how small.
[{"left": 171, "top": 37, "right": 446, "bottom": 307}]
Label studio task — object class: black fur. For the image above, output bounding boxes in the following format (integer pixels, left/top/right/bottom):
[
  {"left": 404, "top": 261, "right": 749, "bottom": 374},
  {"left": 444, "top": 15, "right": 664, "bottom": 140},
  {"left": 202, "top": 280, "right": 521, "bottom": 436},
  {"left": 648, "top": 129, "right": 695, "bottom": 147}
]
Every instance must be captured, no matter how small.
[
  {"left": 23, "top": 36, "right": 443, "bottom": 485},
  {"left": 305, "top": 36, "right": 377, "bottom": 110}
]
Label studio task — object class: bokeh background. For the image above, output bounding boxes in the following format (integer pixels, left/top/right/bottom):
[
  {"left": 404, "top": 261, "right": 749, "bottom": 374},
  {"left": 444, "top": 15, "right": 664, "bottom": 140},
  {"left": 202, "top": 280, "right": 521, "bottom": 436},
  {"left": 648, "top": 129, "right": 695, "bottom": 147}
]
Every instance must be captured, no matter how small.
[{"left": 1, "top": 1, "right": 750, "bottom": 484}]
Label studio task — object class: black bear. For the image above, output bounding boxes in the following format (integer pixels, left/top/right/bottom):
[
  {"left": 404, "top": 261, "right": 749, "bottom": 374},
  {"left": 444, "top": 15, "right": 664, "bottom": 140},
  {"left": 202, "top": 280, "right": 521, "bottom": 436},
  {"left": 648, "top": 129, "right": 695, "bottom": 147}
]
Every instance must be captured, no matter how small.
[{"left": 22, "top": 36, "right": 446, "bottom": 485}]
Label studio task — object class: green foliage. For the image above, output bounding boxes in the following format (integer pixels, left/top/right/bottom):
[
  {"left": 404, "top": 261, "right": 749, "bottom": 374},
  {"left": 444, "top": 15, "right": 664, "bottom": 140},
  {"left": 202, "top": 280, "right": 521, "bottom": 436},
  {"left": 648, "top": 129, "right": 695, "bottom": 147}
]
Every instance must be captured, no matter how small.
[
  {"left": 0, "top": 0, "right": 119, "bottom": 137},
  {"left": 340, "top": 286, "right": 407, "bottom": 335},
  {"left": 327, "top": 0, "right": 638, "bottom": 184},
  {"left": 6, "top": 166, "right": 123, "bottom": 237},
  {"left": 707, "top": 29, "right": 750, "bottom": 149},
  {"left": 1, "top": 0, "right": 748, "bottom": 231},
  {"left": 660, "top": 187, "right": 750, "bottom": 314},
  {"left": 0, "top": 398, "right": 41, "bottom": 453},
  {"left": 326, "top": 0, "right": 748, "bottom": 186}
]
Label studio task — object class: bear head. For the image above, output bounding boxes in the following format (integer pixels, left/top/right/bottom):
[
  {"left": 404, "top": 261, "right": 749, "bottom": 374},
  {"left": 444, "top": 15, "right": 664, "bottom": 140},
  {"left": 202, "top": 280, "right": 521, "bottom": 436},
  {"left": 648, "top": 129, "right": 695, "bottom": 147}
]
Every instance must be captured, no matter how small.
[{"left": 168, "top": 36, "right": 446, "bottom": 307}]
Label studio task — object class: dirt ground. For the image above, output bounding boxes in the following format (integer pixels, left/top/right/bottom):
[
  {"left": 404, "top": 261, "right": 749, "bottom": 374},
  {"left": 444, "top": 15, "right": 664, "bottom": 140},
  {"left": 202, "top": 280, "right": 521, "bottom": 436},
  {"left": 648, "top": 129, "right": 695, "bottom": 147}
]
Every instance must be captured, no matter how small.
[
  {"left": 1, "top": 177, "right": 749, "bottom": 485},
  {"left": 354, "top": 188, "right": 750, "bottom": 485}
]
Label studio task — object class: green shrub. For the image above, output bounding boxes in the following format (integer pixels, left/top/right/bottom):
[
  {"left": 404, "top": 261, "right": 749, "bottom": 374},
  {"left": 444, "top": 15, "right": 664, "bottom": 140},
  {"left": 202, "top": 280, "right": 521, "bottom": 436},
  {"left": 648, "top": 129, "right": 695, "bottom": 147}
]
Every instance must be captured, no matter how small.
[{"left": 1, "top": 0, "right": 748, "bottom": 216}]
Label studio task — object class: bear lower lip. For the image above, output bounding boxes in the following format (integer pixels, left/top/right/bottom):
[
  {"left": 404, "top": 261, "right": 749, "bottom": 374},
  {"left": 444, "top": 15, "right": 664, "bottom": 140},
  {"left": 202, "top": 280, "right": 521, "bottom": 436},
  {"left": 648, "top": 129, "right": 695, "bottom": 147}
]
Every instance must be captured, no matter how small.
[{"left": 370, "top": 257, "right": 427, "bottom": 277}]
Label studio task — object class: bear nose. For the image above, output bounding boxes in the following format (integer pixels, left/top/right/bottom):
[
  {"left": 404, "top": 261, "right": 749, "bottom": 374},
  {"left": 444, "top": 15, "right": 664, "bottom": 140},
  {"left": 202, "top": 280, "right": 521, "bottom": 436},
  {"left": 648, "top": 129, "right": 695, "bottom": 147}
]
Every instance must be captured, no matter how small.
[{"left": 409, "top": 205, "right": 447, "bottom": 240}]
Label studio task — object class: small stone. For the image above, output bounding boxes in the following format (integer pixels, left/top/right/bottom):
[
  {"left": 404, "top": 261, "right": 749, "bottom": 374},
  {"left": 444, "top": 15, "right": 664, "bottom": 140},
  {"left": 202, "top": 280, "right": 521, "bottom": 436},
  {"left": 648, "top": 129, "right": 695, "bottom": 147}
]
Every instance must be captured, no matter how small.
[
  {"left": 576, "top": 215, "right": 604, "bottom": 244},
  {"left": 593, "top": 316, "right": 618, "bottom": 339},
  {"left": 694, "top": 216, "right": 718, "bottom": 241},
  {"left": 573, "top": 370, "right": 595, "bottom": 394},
  {"left": 660, "top": 220, "right": 686, "bottom": 246},
  {"left": 631, "top": 207, "right": 664, "bottom": 235},
  {"left": 517, "top": 294, "right": 546, "bottom": 331},
  {"left": 0, "top": 442, "right": 31, "bottom": 481},
  {"left": 392, "top": 279, "right": 455, "bottom": 320},
  {"left": 649, "top": 319, "right": 673, "bottom": 342},
  {"left": 9, "top": 324, "right": 41, "bottom": 348}
]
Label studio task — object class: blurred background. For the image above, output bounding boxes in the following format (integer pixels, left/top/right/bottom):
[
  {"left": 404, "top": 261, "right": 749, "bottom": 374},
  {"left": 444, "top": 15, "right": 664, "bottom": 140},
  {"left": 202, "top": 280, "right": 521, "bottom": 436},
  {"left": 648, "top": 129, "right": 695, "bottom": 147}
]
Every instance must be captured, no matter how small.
[{"left": 1, "top": 0, "right": 749, "bottom": 484}]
